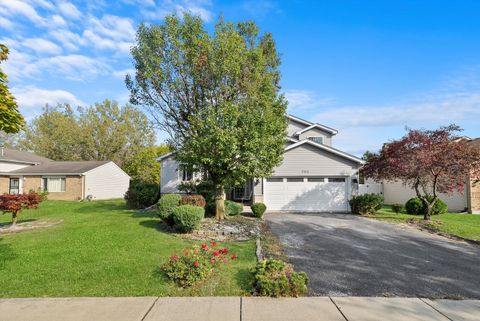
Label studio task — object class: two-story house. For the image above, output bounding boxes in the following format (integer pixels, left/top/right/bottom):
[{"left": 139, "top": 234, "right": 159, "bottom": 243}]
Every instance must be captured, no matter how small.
[{"left": 158, "top": 115, "right": 364, "bottom": 212}]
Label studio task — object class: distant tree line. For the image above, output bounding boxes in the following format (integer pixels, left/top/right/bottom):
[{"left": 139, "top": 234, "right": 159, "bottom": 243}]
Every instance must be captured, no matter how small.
[{"left": 0, "top": 99, "right": 169, "bottom": 184}]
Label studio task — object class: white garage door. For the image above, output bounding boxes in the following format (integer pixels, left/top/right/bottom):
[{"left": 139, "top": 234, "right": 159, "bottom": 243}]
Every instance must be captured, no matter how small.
[{"left": 264, "top": 177, "right": 348, "bottom": 212}]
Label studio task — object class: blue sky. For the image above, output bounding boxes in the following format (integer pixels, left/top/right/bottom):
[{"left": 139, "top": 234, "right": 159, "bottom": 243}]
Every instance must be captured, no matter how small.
[{"left": 1, "top": 0, "right": 480, "bottom": 156}]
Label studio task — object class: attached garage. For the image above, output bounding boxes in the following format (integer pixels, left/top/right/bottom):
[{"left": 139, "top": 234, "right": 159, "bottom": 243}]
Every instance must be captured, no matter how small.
[
  {"left": 264, "top": 177, "right": 349, "bottom": 212},
  {"left": 258, "top": 140, "right": 364, "bottom": 213}
]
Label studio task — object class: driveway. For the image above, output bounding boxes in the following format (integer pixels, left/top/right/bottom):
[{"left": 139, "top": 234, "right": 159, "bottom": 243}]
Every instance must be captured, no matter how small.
[{"left": 266, "top": 213, "right": 480, "bottom": 298}]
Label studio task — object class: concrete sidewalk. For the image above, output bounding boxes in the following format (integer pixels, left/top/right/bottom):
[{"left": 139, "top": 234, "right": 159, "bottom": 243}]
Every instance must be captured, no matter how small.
[{"left": 1, "top": 296, "right": 479, "bottom": 321}]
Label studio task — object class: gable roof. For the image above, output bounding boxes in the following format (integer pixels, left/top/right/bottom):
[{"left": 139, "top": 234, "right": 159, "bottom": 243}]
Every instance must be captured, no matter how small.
[
  {"left": 8, "top": 161, "right": 111, "bottom": 175},
  {"left": 287, "top": 114, "right": 338, "bottom": 135},
  {"left": 0, "top": 148, "right": 52, "bottom": 164},
  {"left": 156, "top": 152, "right": 176, "bottom": 162},
  {"left": 285, "top": 139, "right": 364, "bottom": 164}
]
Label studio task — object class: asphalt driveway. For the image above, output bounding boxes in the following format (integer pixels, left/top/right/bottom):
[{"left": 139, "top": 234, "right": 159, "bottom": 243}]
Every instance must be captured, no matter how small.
[{"left": 266, "top": 213, "right": 480, "bottom": 298}]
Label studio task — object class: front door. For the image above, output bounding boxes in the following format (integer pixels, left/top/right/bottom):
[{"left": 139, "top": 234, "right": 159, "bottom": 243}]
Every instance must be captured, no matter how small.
[{"left": 9, "top": 178, "right": 20, "bottom": 194}]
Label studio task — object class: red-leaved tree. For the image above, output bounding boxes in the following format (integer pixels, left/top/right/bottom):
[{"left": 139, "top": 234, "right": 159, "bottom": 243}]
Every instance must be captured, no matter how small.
[
  {"left": 363, "top": 125, "right": 480, "bottom": 220},
  {"left": 0, "top": 192, "right": 42, "bottom": 228}
]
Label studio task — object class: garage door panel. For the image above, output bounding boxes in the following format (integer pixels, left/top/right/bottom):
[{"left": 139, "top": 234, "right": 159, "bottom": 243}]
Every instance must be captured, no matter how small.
[{"left": 265, "top": 177, "right": 348, "bottom": 212}]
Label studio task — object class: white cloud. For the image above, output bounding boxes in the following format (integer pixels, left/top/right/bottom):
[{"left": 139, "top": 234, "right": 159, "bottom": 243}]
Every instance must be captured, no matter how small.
[
  {"left": 0, "top": 0, "right": 46, "bottom": 26},
  {"left": 83, "top": 14, "right": 136, "bottom": 54},
  {"left": 0, "top": 16, "right": 15, "bottom": 30},
  {"left": 314, "top": 92, "right": 480, "bottom": 128},
  {"left": 50, "top": 14, "right": 67, "bottom": 28},
  {"left": 112, "top": 68, "right": 135, "bottom": 79},
  {"left": 12, "top": 86, "right": 85, "bottom": 118},
  {"left": 143, "top": 0, "right": 214, "bottom": 22},
  {"left": 23, "top": 38, "right": 63, "bottom": 55},
  {"left": 58, "top": 1, "right": 82, "bottom": 20},
  {"left": 285, "top": 89, "right": 335, "bottom": 111},
  {"left": 49, "top": 29, "right": 85, "bottom": 51},
  {"left": 2, "top": 48, "right": 39, "bottom": 80},
  {"left": 38, "top": 54, "right": 111, "bottom": 80}
]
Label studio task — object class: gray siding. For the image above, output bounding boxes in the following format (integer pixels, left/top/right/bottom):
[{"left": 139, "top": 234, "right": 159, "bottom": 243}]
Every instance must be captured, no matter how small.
[
  {"left": 272, "top": 144, "right": 359, "bottom": 177},
  {"left": 253, "top": 177, "right": 263, "bottom": 195},
  {"left": 298, "top": 128, "right": 333, "bottom": 146},
  {"left": 287, "top": 119, "right": 307, "bottom": 137},
  {"left": 160, "top": 157, "right": 180, "bottom": 193}
]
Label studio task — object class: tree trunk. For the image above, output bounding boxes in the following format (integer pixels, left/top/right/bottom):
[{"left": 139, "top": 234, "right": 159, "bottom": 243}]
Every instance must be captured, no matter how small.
[
  {"left": 10, "top": 212, "right": 18, "bottom": 229},
  {"left": 215, "top": 185, "right": 225, "bottom": 220},
  {"left": 423, "top": 200, "right": 434, "bottom": 221}
]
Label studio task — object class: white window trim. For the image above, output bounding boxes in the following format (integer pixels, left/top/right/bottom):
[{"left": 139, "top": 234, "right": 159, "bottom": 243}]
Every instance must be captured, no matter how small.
[{"left": 307, "top": 136, "right": 324, "bottom": 144}]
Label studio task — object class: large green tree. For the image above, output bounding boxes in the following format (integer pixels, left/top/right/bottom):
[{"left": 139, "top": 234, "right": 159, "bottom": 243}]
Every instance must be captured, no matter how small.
[
  {"left": 127, "top": 15, "right": 287, "bottom": 219},
  {"left": 123, "top": 145, "right": 171, "bottom": 183},
  {"left": 22, "top": 100, "right": 156, "bottom": 168},
  {"left": 0, "top": 44, "right": 24, "bottom": 134}
]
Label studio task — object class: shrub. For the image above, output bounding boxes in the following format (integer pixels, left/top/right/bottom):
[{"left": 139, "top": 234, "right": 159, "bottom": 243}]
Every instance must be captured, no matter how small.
[
  {"left": 157, "top": 194, "right": 182, "bottom": 226},
  {"left": 124, "top": 180, "right": 159, "bottom": 209},
  {"left": 196, "top": 180, "right": 216, "bottom": 216},
  {"left": 0, "top": 192, "right": 42, "bottom": 226},
  {"left": 181, "top": 194, "right": 206, "bottom": 207},
  {"left": 391, "top": 203, "right": 404, "bottom": 214},
  {"left": 29, "top": 188, "right": 48, "bottom": 202},
  {"left": 349, "top": 194, "right": 384, "bottom": 215},
  {"left": 162, "top": 242, "right": 237, "bottom": 287},
  {"left": 177, "top": 180, "right": 199, "bottom": 194},
  {"left": 225, "top": 200, "right": 242, "bottom": 216},
  {"left": 251, "top": 202, "right": 267, "bottom": 218},
  {"left": 405, "top": 197, "right": 448, "bottom": 215},
  {"left": 252, "top": 259, "right": 308, "bottom": 297},
  {"left": 172, "top": 205, "right": 205, "bottom": 233}
]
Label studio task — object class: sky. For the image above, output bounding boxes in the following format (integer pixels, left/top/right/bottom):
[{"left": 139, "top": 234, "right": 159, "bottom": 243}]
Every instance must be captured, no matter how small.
[{"left": 1, "top": 0, "right": 480, "bottom": 156}]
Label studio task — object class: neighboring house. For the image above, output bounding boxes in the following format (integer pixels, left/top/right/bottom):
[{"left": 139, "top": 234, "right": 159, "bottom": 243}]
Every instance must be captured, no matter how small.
[
  {"left": 360, "top": 137, "right": 480, "bottom": 214},
  {"left": 157, "top": 115, "right": 364, "bottom": 212},
  {"left": 0, "top": 148, "right": 130, "bottom": 200}
]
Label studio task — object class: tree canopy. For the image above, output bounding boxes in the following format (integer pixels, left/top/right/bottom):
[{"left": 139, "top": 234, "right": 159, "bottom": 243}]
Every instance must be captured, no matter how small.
[
  {"left": 127, "top": 14, "right": 287, "bottom": 219},
  {"left": 0, "top": 44, "right": 24, "bottom": 134},
  {"left": 363, "top": 125, "right": 480, "bottom": 220},
  {"left": 21, "top": 100, "right": 156, "bottom": 169},
  {"left": 123, "top": 145, "right": 171, "bottom": 183}
]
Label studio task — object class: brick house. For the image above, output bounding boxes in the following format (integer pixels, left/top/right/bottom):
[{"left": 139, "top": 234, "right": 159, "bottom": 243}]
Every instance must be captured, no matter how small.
[{"left": 0, "top": 148, "right": 130, "bottom": 200}]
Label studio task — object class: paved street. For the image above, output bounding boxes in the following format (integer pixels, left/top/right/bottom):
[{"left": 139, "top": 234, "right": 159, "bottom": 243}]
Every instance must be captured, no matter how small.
[
  {"left": 266, "top": 213, "right": 480, "bottom": 298},
  {"left": 1, "top": 296, "right": 479, "bottom": 321}
]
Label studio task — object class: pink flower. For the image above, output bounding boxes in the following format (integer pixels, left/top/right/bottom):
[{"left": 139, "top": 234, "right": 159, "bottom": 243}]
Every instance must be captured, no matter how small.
[
  {"left": 223, "top": 258, "right": 228, "bottom": 263},
  {"left": 170, "top": 255, "right": 179, "bottom": 262},
  {"left": 201, "top": 244, "right": 208, "bottom": 251},
  {"left": 194, "top": 261, "right": 199, "bottom": 267},
  {"left": 210, "top": 241, "right": 217, "bottom": 246},
  {"left": 210, "top": 258, "right": 215, "bottom": 264},
  {"left": 231, "top": 253, "right": 238, "bottom": 260},
  {"left": 213, "top": 251, "right": 220, "bottom": 257}
]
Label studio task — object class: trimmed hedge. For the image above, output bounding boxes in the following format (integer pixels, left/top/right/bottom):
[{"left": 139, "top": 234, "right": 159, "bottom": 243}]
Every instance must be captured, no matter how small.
[
  {"left": 349, "top": 194, "right": 384, "bottom": 215},
  {"left": 124, "top": 180, "right": 159, "bottom": 209},
  {"left": 158, "top": 194, "right": 182, "bottom": 226},
  {"left": 181, "top": 194, "right": 206, "bottom": 207},
  {"left": 172, "top": 205, "right": 205, "bottom": 233},
  {"left": 225, "top": 200, "right": 243, "bottom": 216},
  {"left": 251, "top": 202, "right": 267, "bottom": 218},
  {"left": 405, "top": 197, "right": 448, "bottom": 215}
]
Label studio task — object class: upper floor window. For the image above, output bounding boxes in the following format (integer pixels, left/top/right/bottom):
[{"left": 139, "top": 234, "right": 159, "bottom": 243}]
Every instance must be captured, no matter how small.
[
  {"left": 43, "top": 177, "right": 66, "bottom": 192},
  {"left": 308, "top": 136, "right": 323, "bottom": 144}
]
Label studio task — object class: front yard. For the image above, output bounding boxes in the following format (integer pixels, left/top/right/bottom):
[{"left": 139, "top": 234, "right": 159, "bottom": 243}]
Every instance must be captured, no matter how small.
[
  {"left": 373, "top": 206, "right": 480, "bottom": 241},
  {"left": 0, "top": 200, "right": 256, "bottom": 297}
]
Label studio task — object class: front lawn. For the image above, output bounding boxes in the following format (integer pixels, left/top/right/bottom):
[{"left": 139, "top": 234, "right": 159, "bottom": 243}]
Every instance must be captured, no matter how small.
[
  {"left": 0, "top": 200, "right": 256, "bottom": 297},
  {"left": 373, "top": 205, "right": 480, "bottom": 241}
]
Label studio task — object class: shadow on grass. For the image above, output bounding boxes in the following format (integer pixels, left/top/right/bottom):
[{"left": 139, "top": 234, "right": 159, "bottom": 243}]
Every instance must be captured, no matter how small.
[
  {"left": 73, "top": 201, "right": 129, "bottom": 214},
  {"left": 0, "top": 219, "right": 36, "bottom": 227},
  {"left": 0, "top": 238, "right": 16, "bottom": 269},
  {"left": 235, "top": 267, "right": 254, "bottom": 294}
]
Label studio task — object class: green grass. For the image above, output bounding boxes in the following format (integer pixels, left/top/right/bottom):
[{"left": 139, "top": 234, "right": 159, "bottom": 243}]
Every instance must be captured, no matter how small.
[
  {"left": 373, "top": 205, "right": 480, "bottom": 241},
  {"left": 0, "top": 200, "right": 256, "bottom": 297}
]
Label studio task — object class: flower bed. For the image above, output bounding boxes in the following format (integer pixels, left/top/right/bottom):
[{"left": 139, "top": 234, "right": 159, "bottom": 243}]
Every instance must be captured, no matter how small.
[{"left": 162, "top": 242, "right": 238, "bottom": 287}]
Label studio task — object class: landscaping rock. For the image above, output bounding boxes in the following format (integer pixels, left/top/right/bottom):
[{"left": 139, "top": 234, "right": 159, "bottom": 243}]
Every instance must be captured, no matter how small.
[{"left": 183, "top": 215, "right": 261, "bottom": 241}]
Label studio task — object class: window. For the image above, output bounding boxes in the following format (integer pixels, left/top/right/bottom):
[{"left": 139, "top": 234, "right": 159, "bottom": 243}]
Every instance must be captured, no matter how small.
[
  {"left": 328, "top": 177, "right": 345, "bottom": 183},
  {"left": 266, "top": 178, "right": 283, "bottom": 182},
  {"left": 308, "top": 136, "right": 323, "bottom": 144},
  {"left": 178, "top": 165, "right": 193, "bottom": 181},
  {"left": 307, "top": 178, "right": 325, "bottom": 182},
  {"left": 43, "top": 177, "right": 66, "bottom": 192},
  {"left": 287, "top": 178, "right": 304, "bottom": 182}
]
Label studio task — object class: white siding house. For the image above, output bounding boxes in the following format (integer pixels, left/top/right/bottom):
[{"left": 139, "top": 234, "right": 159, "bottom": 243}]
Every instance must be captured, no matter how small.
[{"left": 84, "top": 162, "right": 131, "bottom": 200}]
